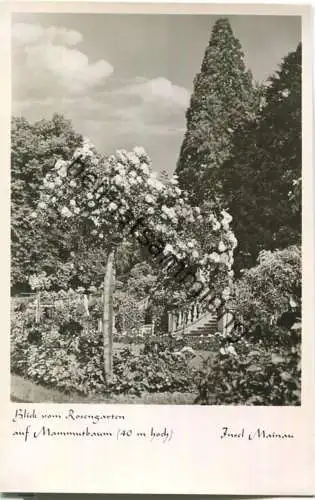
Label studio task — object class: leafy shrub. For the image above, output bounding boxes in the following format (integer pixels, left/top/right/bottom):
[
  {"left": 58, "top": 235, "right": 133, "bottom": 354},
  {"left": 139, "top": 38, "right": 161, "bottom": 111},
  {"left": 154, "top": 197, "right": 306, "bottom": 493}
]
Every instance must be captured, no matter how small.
[
  {"left": 231, "top": 245, "right": 301, "bottom": 341},
  {"left": 114, "top": 291, "right": 145, "bottom": 335},
  {"left": 192, "top": 246, "right": 302, "bottom": 406},
  {"left": 11, "top": 307, "right": 196, "bottom": 396},
  {"left": 194, "top": 324, "right": 301, "bottom": 405},
  {"left": 11, "top": 312, "right": 30, "bottom": 375},
  {"left": 107, "top": 346, "right": 196, "bottom": 396},
  {"left": 11, "top": 318, "right": 106, "bottom": 395},
  {"left": 11, "top": 290, "right": 105, "bottom": 395},
  {"left": 113, "top": 334, "right": 145, "bottom": 345}
]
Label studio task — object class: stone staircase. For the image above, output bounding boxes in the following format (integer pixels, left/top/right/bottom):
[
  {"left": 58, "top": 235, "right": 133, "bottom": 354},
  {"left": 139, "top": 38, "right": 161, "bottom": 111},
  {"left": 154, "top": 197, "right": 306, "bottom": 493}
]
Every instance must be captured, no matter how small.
[
  {"left": 168, "top": 301, "right": 234, "bottom": 337},
  {"left": 185, "top": 314, "right": 218, "bottom": 336}
]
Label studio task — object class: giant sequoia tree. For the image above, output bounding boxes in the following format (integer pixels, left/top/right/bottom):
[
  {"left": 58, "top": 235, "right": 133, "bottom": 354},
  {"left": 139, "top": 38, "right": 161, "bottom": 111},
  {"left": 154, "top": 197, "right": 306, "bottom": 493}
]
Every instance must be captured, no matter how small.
[
  {"left": 176, "top": 18, "right": 257, "bottom": 204},
  {"left": 221, "top": 43, "right": 302, "bottom": 272}
]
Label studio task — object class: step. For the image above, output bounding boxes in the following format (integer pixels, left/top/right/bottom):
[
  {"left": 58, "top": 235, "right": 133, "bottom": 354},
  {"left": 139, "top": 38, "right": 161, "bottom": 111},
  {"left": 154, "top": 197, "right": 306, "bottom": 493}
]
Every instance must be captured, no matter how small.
[
  {"left": 173, "top": 313, "right": 218, "bottom": 335},
  {"left": 184, "top": 325, "right": 218, "bottom": 335}
]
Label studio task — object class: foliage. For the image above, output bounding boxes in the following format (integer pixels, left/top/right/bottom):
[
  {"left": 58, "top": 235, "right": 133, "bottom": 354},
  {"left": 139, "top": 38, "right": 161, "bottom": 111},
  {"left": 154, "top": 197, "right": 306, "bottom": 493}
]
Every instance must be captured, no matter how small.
[
  {"left": 12, "top": 288, "right": 301, "bottom": 404},
  {"left": 176, "top": 17, "right": 258, "bottom": 204},
  {"left": 114, "top": 261, "right": 157, "bottom": 333},
  {"left": 231, "top": 246, "right": 301, "bottom": 339},
  {"left": 193, "top": 245, "right": 301, "bottom": 405},
  {"left": 288, "top": 177, "right": 301, "bottom": 215},
  {"left": 11, "top": 312, "right": 196, "bottom": 396},
  {"left": 11, "top": 114, "right": 83, "bottom": 292},
  {"left": 194, "top": 326, "right": 301, "bottom": 405},
  {"left": 11, "top": 305, "right": 104, "bottom": 394},
  {"left": 107, "top": 346, "right": 196, "bottom": 396},
  {"left": 35, "top": 141, "right": 236, "bottom": 309},
  {"left": 28, "top": 271, "right": 52, "bottom": 291},
  {"left": 221, "top": 44, "right": 301, "bottom": 271},
  {"left": 114, "top": 291, "right": 146, "bottom": 335}
]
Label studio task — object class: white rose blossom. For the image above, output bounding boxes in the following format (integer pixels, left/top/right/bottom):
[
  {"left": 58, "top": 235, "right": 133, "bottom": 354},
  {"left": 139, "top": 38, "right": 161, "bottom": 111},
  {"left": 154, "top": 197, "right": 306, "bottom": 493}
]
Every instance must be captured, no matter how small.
[
  {"left": 145, "top": 194, "right": 155, "bottom": 205},
  {"left": 60, "top": 206, "right": 72, "bottom": 218},
  {"left": 163, "top": 243, "right": 174, "bottom": 255},
  {"left": 218, "top": 241, "right": 227, "bottom": 253},
  {"left": 54, "top": 159, "right": 67, "bottom": 170},
  {"left": 128, "top": 152, "right": 140, "bottom": 166},
  {"left": 58, "top": 166, "right": 68, "bottom": 178},
  {"left": 212, "top": 220, "right": 221, "bottom": 231},
  {"left": 114, "top": 175, "right": 123, "bottom": 186},
  {"left": 221, "top": 210, "right": 232, "bottom": 223},
  {"left": 133, "top": 146, "right": 147, "bottom": 158},
  {"left": 108, "top": 202, "right": 117, "bottom": 211},
  {"left": 209, "top": 252, "right": 220, "bottom": 263},
  {"left": 140, "top": 163, "right": 150, "bottom": 175}
]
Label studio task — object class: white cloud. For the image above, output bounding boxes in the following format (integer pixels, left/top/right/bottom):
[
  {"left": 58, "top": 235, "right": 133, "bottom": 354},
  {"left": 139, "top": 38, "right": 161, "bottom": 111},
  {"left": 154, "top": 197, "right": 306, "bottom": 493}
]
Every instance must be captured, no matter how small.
[
  {"left": 13, "top": 74, "right": 189, "bottom": 140},
  {"left": 12, "top": 22, "right": 83, "bottom": 46},
  {"left": 24, "top": 43, "right": 113, "bottom": 94},
  {"left": 12, "top": 23, "right": 190, "bottom": 170},
  {"left": 12, "top": 22, "right": 113, "bottom": 96},
  {"left": 114, "top": 77, "right": 190, "bottom": 108}
]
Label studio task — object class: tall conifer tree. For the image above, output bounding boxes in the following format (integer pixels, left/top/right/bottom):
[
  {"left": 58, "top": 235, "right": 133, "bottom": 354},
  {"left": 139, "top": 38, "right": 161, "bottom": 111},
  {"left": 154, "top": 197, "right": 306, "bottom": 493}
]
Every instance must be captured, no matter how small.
[
  {"left": 221, "top": 43, "right": 302, "bottom": 272},
  {"left": 176, "top": 18, "right": 257, "bottom": 204}
]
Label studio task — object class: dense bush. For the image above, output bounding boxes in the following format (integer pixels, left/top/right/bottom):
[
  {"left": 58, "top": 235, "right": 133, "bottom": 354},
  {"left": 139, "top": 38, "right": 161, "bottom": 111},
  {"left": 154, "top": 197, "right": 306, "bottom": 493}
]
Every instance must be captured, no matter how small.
[
  {"left": 12, "top": 247, "right": 302, "bottom": 404},
  {"left": 12, "top": 310, "right": 301, "bottom": 403},
  {"left": 114, "top": 292, "right": 145, "bottom": 335},
  {"left": 108, "top": 346, "right": 196, "bottom": 396},
  {"left": 11, "top": 310, "right": 196, "bottom": 396},
  {"left": 11, "top": 312, "right": 105, "bottom": 394},
  {"left": 113, "top": 332, "right": 223, "bottom": 352},
  {"left": 194, "top": 325, "right": 301, "bottom": 405},
  {"left": 231, "top": 246, "right": 301, "bottom": 341},
  {"left": 192, "top": 245, "right": 301, "bottom": 405}
]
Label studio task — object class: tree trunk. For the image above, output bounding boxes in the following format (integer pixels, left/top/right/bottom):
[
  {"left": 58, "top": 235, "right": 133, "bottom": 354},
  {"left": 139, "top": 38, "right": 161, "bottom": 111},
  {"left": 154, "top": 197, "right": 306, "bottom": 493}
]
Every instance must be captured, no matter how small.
[{"left": 103, "top": 249, "right": 115, "bottom": 380}]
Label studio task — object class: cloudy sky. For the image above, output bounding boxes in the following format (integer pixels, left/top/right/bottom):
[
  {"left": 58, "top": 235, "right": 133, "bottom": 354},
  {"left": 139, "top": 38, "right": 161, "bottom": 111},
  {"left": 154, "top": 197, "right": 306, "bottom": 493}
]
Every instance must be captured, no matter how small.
[{"left": 12, "top": 13, "right": 301, "bottom": 174}]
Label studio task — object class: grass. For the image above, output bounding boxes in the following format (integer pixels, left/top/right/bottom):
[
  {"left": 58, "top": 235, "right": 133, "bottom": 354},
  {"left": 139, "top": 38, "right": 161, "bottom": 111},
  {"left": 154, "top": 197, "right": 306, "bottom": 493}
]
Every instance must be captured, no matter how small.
[{"left": 11, "top": 374, "right": 197, "bottom": 404}]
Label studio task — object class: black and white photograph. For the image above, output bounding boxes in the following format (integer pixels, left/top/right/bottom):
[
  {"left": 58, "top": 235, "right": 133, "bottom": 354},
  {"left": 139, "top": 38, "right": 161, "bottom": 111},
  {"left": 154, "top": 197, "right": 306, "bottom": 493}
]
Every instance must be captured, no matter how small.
[{"left": 11, "top": 10, "right": 302, "bottom": 406}]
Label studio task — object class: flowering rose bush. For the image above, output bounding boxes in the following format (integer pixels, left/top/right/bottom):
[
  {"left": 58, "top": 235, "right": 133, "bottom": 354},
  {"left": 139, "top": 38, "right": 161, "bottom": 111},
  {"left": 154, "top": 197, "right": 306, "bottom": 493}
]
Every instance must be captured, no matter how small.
[
  {"left": 34, "top": 140, "right": 237, "bottom": 310},
  {"left": 28, "top": 271, "right": 52, "bottom": 291}
]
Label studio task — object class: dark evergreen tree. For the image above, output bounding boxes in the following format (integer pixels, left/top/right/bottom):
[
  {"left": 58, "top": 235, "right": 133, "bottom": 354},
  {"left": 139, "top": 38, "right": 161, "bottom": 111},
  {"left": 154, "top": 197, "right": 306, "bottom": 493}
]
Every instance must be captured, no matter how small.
[
  {"left": 176, "top": 18, "right": 258, "bottom": 204},
  {"left": 221, "top": 43, "right": 302, "bottom": 272}
]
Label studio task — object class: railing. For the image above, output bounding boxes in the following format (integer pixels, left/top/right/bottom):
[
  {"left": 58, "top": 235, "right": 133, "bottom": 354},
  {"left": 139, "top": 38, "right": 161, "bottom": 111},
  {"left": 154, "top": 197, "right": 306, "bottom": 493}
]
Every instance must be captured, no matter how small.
[
  {"left": 168, "top": 301, "right": 212, "bottom": 334},
  {"left": 168, "top": 301, "right": 235, "bottom": 336}
]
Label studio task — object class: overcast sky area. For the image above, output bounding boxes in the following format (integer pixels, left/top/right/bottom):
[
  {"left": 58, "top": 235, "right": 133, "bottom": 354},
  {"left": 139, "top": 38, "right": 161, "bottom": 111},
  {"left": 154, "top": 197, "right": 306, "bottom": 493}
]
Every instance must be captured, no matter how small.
[{"left": 12, "top": 13, "right": 301, "bottom": 175}]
